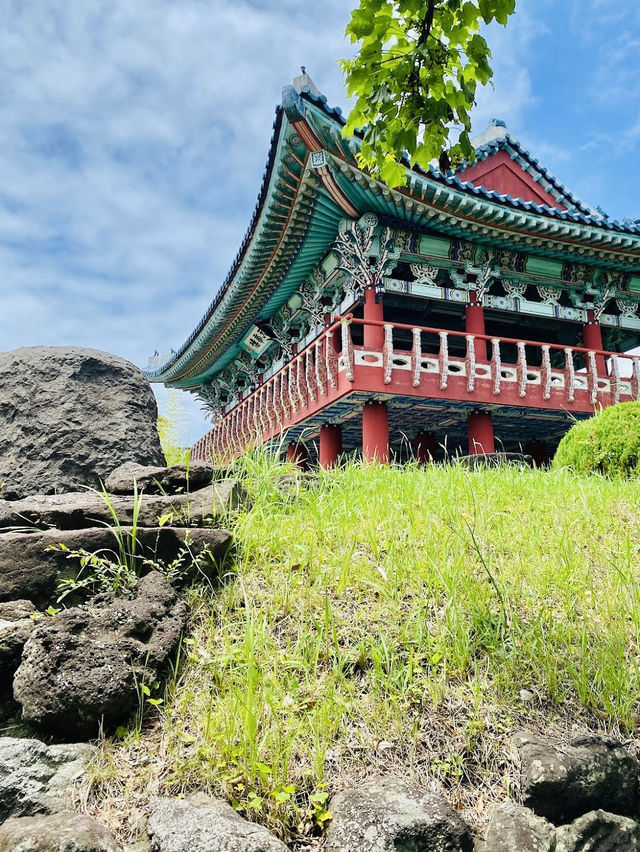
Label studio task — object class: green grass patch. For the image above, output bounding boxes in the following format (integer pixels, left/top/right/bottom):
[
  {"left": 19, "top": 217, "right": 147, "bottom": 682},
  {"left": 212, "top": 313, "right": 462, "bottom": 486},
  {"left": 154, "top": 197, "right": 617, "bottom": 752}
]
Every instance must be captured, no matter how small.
[{"left": 90, "top": 455, "right": 640, "bottom": 845}]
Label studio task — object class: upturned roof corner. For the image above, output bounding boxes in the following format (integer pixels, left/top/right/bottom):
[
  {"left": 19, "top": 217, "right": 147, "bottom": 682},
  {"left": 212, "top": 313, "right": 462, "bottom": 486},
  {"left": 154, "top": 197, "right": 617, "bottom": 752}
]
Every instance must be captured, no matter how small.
[{"left": 281, "top": 84, "right": 305, "bottom": 124}]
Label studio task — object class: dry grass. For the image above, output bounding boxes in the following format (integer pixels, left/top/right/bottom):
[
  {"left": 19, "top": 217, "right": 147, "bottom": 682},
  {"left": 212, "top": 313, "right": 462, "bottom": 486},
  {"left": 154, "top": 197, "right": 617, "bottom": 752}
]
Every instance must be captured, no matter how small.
[{"left": 84, "top": 456, "right": 640, "bottom": 847}]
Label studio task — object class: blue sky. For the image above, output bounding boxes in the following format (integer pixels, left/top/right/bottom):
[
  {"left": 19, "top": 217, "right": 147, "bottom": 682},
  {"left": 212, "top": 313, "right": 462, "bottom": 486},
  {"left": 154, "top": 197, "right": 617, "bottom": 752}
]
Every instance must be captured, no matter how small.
[{"left": 0, "top": 0, "right": 638, "bottom": 441}]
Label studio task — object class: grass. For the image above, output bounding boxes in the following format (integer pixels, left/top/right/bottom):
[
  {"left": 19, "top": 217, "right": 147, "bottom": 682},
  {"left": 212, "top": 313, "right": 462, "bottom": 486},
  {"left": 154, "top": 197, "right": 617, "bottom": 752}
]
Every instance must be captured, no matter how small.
[{"left": 87, "top": 454, "right": 640, "bottom": 847}]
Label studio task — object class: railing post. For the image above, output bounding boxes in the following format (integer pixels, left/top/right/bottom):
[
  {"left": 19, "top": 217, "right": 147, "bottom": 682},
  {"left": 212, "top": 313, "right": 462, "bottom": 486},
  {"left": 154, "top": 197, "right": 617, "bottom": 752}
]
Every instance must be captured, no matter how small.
[
  {"left": 466, "top": 335, "right": 476, "bottom": 392},
  {"left": 296, "top": 356, "right": 306, "bottom": 409},
  {"left": 610, "top": 355, "right": 621, "bottom": 405},
  {"left": 326, "top": 330, "right": 338, "bottom": 390},
  {"left": 587, "top": 351, "right": 598, "bottom": 405},
  {"left": 516, "top": 342, "right": 528, "bottom": 398},
  {"left": 364, "top": 286, "right": 385, "bottom": 349},
  {"left": 266, "top": 380, "right": 276, "bottom": 428},
  {"left": 541, "top": 345, "right": 552, "bottom": 400},
  {"left": 564, "top": 348, "right": 576, "bottom": 403},
  {"left": 411, "top": 328, "right": 421, "bottom": 387},
  {"left": 341, "top": 319, "right": 355, "bottom": 382},
  {"left": 315, "top": 339, "right": 328, "bottom": 395},
  {"left": 383, "top": 324, "right": 394, "bottom": 385},
  {"left": 288, "top": 363, "right": 298, "bottom": 414},
  {"left": 439, "top": 331, "right": 449, "bottom": 390},
  {"left": 491, "top": 338, "right": 501, "bottom": 396},
  {"left": 306, "top": 349, "right": 316, "bottom": 402},
  {"left": 632, "top": 358, "right": 640, "bottom": 401}
]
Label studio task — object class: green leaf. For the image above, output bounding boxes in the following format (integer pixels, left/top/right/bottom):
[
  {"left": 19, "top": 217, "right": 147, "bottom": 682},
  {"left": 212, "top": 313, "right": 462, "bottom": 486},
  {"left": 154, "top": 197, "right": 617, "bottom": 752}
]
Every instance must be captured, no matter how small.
[
  {"left": 341, "top": 0, "right": 515, "bottom": 176},
  {"left": 247, "top": 793, "right": 263, "bottom": 810},
  {"left": 379, "top": 158, "right": 407, "bottom": 188},
  {"left": 309, "top": 791, "right": 330, "bottom": 804},
  {"left": 273, "top": 790, "right": 292, "bottom": 804}
]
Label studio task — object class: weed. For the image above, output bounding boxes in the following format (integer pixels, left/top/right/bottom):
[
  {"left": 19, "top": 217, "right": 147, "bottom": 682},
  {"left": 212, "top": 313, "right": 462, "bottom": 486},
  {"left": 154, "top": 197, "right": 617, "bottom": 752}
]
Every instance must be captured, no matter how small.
[{"left": 87, "top": 456, "right": 640, "bottom": 847}]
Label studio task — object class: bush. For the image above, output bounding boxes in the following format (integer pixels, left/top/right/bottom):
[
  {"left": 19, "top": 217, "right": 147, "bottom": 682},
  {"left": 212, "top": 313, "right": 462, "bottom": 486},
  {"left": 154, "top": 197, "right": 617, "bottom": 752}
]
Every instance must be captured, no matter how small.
[{"left": 553, "top": 401, "right": 640, "bottom": 476}]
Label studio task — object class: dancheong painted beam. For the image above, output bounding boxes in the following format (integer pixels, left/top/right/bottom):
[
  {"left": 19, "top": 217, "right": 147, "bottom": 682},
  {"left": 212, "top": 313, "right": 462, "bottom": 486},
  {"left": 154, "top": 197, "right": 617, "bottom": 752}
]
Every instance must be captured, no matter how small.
[{"left": 145, "top": 71, "right": 640, "bottom": 465}]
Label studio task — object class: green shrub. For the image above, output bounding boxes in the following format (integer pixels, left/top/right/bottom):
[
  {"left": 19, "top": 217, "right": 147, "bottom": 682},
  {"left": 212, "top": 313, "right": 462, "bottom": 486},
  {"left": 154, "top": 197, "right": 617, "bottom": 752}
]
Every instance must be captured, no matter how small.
[{"left": 553, "top": 401, "right": 640, "bottom": 476}]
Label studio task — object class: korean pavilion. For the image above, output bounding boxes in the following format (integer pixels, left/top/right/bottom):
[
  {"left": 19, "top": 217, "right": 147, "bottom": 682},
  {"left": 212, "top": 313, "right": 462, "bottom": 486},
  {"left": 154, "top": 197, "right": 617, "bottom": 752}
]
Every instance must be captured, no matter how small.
[{"left": 145, "top": 72, "right": 640, "bottom": 467}]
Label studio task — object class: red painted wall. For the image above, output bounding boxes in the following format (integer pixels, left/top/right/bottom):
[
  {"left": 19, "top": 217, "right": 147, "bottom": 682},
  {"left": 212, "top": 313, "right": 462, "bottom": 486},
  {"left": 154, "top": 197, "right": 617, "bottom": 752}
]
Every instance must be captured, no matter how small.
[{"left": 458, "top": 151, "right": 566, "bottom": 209}]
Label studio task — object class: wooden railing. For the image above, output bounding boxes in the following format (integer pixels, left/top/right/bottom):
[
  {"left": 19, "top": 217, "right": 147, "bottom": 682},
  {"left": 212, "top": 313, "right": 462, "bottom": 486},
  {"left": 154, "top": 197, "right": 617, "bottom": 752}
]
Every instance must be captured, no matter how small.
[
  {"left": 192, "top": 316, "right": 640, "bottom": 460},
  {"left": 346, "top": 316, "right": 640, "bottom": 406}
]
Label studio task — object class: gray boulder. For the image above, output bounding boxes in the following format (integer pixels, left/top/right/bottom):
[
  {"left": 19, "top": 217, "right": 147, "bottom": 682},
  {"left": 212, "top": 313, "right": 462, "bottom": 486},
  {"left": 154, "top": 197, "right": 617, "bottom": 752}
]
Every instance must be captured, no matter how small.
[
  {"left": 0, "top": 811, "right": 120, "bottom": 851},
  {"left": 516, "top": 732, "right": 639, "bottom": 823},
  {"left": 0, "top": 526, "right": 232, "bottom": 607},
  {"left": 0, "top": 481, "right": 245, "bottom": 532},
  {"left": 13, "top": 572, "right": 187, "bottom": 739},
  {"left": 0, "top": 600, "right": 36, "bottom": 678},
  {"left": 480, "top": 801, "right": 556, "bottom": 851},
  {"left": 0, "top": 737, "right": 95, "bottom": 822},
  {"left": 147, "top": 796, "right": 288, "bottom": 851},
  {"left": 324, "top": 776, "right": 473, "bottom": 852},
  {"left": 555, "top": 809, "right": 640, "bottom": 851},
  {"left": 105, "top": 462, "right": 218, "bottom": 495},
  {"left": 0, "top": 346, "right": 164, "bottom": 501}
]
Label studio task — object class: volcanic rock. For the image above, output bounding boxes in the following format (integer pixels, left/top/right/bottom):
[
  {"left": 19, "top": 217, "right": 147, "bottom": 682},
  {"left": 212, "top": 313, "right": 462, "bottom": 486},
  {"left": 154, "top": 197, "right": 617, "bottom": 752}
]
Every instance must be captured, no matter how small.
[
  {"left": 13, "top": 571, "right": 187, "bottom": 739},
  {"left": 0, "top": 600, "right": 36, "bottom": 678},
  {"left": 0, "top": 346, "right": 164, "bottom": 500},
  {"left": 516, "top": 732, "right": 640, "bottom": 823},
  {"left": 0, "top": 811, "right": 119, "bottom": 852},
  {"left": 105, "top": 461, "right": 219, "bottom": 495},
  {"left": 0, "top": 526, "right": 232, "bottom": 607},
  {"left": 0, "top": 737, "right": 95, "bottom": 822},
  {"left": 480, "top": 801, "right": 556, "bottom": 851},
  {"left": 147, "top": 796, "right": 288, "bottom": 851},
  {"left": 0, "top": 480, "right": 245, "bottom": 532},
  {"left": 324, "top": 776, "right": 473, "bottom": 851},
  {"left": 555, "top": 809, "right": 640, "bottom": 851}
]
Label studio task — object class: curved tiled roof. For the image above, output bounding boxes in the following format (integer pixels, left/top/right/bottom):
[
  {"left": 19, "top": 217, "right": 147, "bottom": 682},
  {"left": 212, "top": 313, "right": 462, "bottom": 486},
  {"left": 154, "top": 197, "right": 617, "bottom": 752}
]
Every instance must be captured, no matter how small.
[
  {"left": 300, "top": 85, "right": 639, "bottom": 235},
  {"left": 145, "top": 80, "right": 640, "bottom": 386}
]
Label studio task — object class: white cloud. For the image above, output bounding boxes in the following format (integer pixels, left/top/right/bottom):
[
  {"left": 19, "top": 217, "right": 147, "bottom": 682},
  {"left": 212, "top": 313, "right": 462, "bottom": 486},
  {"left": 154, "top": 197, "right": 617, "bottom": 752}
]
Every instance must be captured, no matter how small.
[
  {"left": 472, "top": 2, "right": 549, "bottom": 134},
  {"left": 0, "top": 0, "right": 637, "bottom": 443},
  {"left": 0, "top": 0, "right": 352, "bottom": 440}
]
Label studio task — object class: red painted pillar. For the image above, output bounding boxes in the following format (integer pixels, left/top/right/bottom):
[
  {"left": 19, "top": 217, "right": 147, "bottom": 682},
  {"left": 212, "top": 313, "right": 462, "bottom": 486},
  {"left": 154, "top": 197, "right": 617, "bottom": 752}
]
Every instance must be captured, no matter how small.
[
  {"left": 286, "top": 442, "right": 309, "bottom": 470},
  {"left": 363, "top": 286, "right": 385, "bottom": 350},
  {"left": 319, "top": 424, "right": 343, "bottom": 469},
  {"left": 465, "top": 290, "right": 487, "bottom": 361},
  {"left": 467, "top": 411, "right": 495, "bottom": 455},
  {"left": 362, "top": 401, "right": 389, "bottom": 463},
  {"left": 414, "top": 431, "right": 437, "bottom": 464},
  {"left": 584, "top": 309, "right": 606, "bottom": 375}
]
